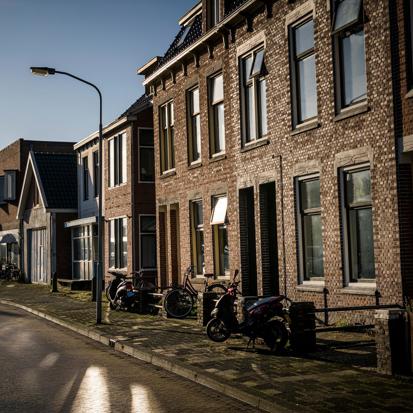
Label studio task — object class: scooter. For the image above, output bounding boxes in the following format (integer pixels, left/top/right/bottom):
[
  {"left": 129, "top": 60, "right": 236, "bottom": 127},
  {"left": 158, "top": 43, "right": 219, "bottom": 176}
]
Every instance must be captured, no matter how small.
[
  {"left": 105, "top": 270, "right": 139, "bottom": 311},
  {"left": 206, "top": 272, "right": 290, "bottom": 352}
]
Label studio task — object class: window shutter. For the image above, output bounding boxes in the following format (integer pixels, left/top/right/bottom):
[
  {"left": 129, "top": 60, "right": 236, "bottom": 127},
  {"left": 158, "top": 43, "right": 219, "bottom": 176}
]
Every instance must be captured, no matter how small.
[
  {"left": 122, "top": 134, "right": 127, "bottom": 184},
  {"left": 109, "top": 139, "right": 115, "bottom": 187}
]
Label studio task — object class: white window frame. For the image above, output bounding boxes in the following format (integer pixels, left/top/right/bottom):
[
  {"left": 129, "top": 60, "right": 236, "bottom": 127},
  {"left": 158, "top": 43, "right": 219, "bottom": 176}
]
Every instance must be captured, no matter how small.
[
  {"left": 187, "top": 86, "right": 202, "bottom": 165},
  {"left": 108, "top": 132, "right": 127, "bottom": 188},
  {"left": 208, "top": 72, "right": 225, "bottom": 156},
  {"left": 4, "top": 170, "right": 16, "bottom": 201},
  {"left": 139, "top": 214, "right": 157, "bottom": 270},
  {"left": 109, "top": 216, "right": 128, "bottom": 270},
  {"left": 160, "top": 100, "right": 175, "bottom": 174}
]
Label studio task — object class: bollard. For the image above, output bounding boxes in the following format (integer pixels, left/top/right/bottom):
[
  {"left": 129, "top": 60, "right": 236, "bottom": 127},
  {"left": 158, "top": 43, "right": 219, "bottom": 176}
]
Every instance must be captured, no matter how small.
[{"left": 51, "top": 272, "right": 58, "bottom": 293}]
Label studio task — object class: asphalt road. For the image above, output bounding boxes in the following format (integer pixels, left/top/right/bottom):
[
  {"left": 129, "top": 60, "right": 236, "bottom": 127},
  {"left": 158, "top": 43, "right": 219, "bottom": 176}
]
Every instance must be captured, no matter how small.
[{"left": 0, "top": 304, "right": 258, "bottom": 413}]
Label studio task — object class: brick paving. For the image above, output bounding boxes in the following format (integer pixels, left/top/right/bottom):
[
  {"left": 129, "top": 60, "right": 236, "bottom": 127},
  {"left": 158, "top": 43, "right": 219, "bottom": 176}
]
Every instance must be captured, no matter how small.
[{"left": 1, "top": 282, "right": 413, "bottom": 412}]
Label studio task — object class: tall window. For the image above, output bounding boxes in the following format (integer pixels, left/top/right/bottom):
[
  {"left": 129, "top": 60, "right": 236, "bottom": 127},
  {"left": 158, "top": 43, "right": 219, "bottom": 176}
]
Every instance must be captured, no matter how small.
[
  {"left": 0, "top": 176, "right": 4, "bottom": 205},
  {"left": 341, "top": 167, "right": 375, "bottom": 283},
  {"left": 187, "top": 86, "right": 201, "bottom": 164},
  {"left": 296, "top": 176, "right": 323, "bottom": 282},
  {"left": 160, "top": 101, "right": 175, "bottom": 173},
  {"left": 208, "top": 0, "right": 220, "bottom": 29},
  {"left": 140, "top": 215, "right": 156, "bottom": 269},
  {"left": 190, "top": 200, "right": 204, "bottom": 275},
  {"left": 333, "top": 0, "right": 366, "bottom": 110},
  {"left": 211, "top": 195, "right": 229, "bottom": 276},
  {"left": 72, "top": 225, "right": 96, "bottom": 280},
  {"left": 289, "top": 18, "right": 317, "bottom": 127},
  {"left": 109, "top": 133, "right": 127, "bottom": 187},
  {"left": 406, "top": 0, "right": 413, "bottom": 87},
  {"left": 139, "top": 129, "right": 155, "bottom": 182},
  {"left": 93, "top": 151, "right": 99, "bottom": 198},
  {"left": 240, "top": 47, "right": 267, "bottom": 144},
  {"left": 109, "top": 218, "right": 127, "bottom": 269},
  {"left": 209, "top": 73, "right": 225, "bottom": 155},
  {"left": 4, "top": 170, "right": 16, "bottom": 201},
  {"left": 82, "top": 156, "right": 89, "bottom": 201}
]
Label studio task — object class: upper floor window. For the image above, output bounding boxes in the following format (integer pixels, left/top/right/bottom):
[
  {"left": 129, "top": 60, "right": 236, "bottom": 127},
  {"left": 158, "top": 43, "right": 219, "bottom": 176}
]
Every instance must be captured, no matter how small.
[
  {"left": 240, "top": 47, "right": 267, "bottom": 144},
  {"left": 109, "top": 133, "right": 127, "bottom": 188},
  {"left": 340, "top": 166, "right": 375, "bottom": 283},
  {"left": 208, "top": 73, "right": 225, "bottom": 155},
  {"left": 289, "top": 18, "right": 317, "bottom": 127},
  {"left": 109, "top": 217, "right": 127, "bottom": 269},
  {"left": 332, "top": 0, "right": 366, "bottom": 110},
  {"left": 187, "top": 86, "right": 201, "bottom": 164},
  {"left": 4, "top": 170, "right": 16, "bottom": 201},
  {"left": 207, "top": 0, "right": 221, "bottom": 29},
  {"left": 139, "top": 129, "right": 155, "bottom": 182},
  {"left": 82, "top": 156, "right": 89, "bottom": 201},
  {"left": 160, "top": 101, "right": 175, "bottom": 173},
  {"left": 93, "top": 151, "right": 99, "bottom": 198},
  {"left": 295, "top": 176, "right": 323, "bottom": 282}
]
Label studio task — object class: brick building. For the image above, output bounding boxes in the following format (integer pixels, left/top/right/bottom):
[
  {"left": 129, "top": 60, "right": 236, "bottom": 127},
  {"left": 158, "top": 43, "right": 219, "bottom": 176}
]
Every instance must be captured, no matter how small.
[
  {"left": 0, "top": 139, "right": 74, "bottom": 271},
  {"left": 139, "top": 0, "right": 413, "bottom": 320},
  {"left": 102, "top": 95, "right": 156, "bottom": 282}
]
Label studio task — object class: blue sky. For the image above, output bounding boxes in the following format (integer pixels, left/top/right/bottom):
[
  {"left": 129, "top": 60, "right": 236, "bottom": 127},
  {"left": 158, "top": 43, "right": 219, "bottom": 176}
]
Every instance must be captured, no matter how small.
[{"left": 0, "top": 0, "right": 195, "bottom": 148}]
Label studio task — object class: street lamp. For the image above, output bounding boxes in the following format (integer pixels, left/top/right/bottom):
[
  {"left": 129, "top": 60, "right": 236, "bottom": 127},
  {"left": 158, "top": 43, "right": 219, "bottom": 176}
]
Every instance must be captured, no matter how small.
[{"left": 30, "top": 66, "right": 104, "bottom": 324}]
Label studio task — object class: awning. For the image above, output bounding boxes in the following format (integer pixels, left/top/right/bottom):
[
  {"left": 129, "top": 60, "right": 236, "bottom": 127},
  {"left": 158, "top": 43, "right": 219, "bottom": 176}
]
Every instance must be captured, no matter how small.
[
  {"left": 64, "top": 216, "right": 98, "bottom": 229},
  {"left": 210, "top": 196, "right": 228, "bottom": 225},
  {"left": 0, "top": 234, "right": 18, "bottom": 244}
]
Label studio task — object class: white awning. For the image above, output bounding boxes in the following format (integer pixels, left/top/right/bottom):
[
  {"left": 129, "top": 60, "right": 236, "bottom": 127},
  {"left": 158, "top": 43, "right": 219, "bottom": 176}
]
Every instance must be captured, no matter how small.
[
  {"left": 64, "top": 216, "right": 98, "bottom": 228},
  {"left": 210, "top": 196, "right": 227, "bottom": 225}
]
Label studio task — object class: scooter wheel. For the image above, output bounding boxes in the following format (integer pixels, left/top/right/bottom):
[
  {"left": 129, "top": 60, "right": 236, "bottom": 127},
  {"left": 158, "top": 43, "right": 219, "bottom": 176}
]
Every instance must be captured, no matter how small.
[
  {"left": 206, "top": 318, "right": 231, "bottom": 342},
  {"left": 263, "top": 319, "right": 288, "bottom": 353}
]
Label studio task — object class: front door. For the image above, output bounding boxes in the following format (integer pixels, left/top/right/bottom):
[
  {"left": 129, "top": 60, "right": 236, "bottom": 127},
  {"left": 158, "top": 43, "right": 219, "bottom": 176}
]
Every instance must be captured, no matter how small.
[{"left": 28, "top": 229, "right": 47, "bottom": 284}]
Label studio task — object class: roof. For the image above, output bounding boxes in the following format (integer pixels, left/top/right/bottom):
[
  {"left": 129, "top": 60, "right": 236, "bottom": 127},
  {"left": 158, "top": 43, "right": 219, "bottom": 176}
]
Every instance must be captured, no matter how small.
[
  {"left": 144, "top": 0, "right": 250, "bottom": 76},
  {"left": 117, "top": 94, "right": 152, "bottom": 119},
  {"left": 33, "top": 152, "right": 77, "bottom": 209}
]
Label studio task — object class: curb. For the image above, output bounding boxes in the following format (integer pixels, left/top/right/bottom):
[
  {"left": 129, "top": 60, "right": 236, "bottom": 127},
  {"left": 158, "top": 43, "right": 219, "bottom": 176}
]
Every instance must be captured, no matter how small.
[{"left": 0, "top": 299, "right": 288, "bottom": 413}]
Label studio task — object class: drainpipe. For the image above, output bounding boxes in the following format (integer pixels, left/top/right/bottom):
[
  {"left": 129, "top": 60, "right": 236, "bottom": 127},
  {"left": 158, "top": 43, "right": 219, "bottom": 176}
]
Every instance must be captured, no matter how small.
[
  {"left": 131, "top": 125, "right": 137, "bottom": 273},
  {"left": 279, "top": 155, "right": 288, "bottom": 297}
]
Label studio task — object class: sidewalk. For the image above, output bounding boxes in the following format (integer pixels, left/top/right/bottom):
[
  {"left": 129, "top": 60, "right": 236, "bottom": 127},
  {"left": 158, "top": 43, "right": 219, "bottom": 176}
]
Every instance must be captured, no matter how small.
[{"left": 1, "top": 282, "right": 412, "bottom": 413}]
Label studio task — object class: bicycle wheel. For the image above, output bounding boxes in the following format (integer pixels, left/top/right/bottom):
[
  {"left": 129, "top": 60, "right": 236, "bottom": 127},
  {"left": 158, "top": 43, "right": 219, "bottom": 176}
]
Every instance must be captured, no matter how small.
[
  {"left": 206, "top": 283, "right": 227, "bottom": 294},
  {"left": 164, "top": 288, "right": 193, "bottom": 318}
]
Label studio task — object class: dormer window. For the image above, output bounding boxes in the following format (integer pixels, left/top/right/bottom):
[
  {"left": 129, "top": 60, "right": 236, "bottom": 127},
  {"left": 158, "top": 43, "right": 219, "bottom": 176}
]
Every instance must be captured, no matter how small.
[
  {"left": 208, "top": 0, "right": 221, "bottom": 29},
  {"left": 177, "top": 23, "right": 192, "bottom": 47},
  {"left": 4, "top": 170, "right": 16, "bottom": 201}
]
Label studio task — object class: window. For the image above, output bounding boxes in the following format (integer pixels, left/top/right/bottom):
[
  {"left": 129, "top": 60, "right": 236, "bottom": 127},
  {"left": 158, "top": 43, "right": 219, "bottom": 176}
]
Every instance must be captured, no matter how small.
[
  {"left": 109, "top": 218, "right": 127, "bottom": 269},
  {"left": 177, "top": 24, "right": 192, "bottom": 47},
  {"left": 72, "top": 225, "right": 96, "bottom": 280},
  {"left": 208, "top": 0, "right": 220, "bottom": 29},
  {"left": 190, "top": 200, "right": 204, "bottom": 275},
  {"left": 82, "top": 157, "right": 89, "bottom": 201},
  {"left": 340, "top": 166, "right": 375, "bottom": 283},
  {"left": 406, "top": 0, "right": 413, "bottom": 88},
  {"left": 109, "top": 133, "right": 127, "bottom": 187},
  {"left": 187, "top": 86, "right": 201, "bottom": 163},
  {"left": 140, "top": 215, "right": 156, "bottom": 269},
  {"left": 208, "top": 73, "right": 225, "bottom": 155},
  {"left": 211, "top": 195, "right": 229, "bottom": 276},
  {"left": 160, "top": 101, "right": 175, "bottom": 173},
  {"left": 332, "top": 0, "right": 366, "bottom": 110},
  {"left": 93, "top": 151, "right": 99, "bottom": 198},
  {"left": 240, "top": 47, "right": 267, "bottom": 144},
  {"left": 289, "top": 18, "right": 317, "bottom": 127},
  {"left": 296, "top": 176, "right": 324, "bottom": 282},
  {"left": 139, "top": 129, "right": 155, "bottom": 182},
  {"left": 4, "top": 170, "right": 16, "bottom": 201},
  {"left": 0, "top": 176, "right": 5, "bottom": 205}
]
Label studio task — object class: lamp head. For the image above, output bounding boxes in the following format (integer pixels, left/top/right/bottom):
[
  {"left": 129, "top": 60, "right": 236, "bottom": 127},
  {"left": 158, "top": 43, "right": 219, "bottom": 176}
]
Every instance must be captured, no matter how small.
[{"left": 30, "top": 67, "right": 56, "bottom": 76}]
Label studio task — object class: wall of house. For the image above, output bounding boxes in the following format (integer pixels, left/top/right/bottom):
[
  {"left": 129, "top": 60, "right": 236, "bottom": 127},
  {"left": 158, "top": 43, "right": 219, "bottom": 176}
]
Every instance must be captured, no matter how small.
[{"left": 148, "top": 0, "right": 404, "bottom": 321}]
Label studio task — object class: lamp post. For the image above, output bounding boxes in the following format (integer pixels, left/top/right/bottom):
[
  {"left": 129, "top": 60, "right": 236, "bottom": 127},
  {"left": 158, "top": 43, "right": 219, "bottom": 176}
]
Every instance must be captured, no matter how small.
[{"left": 31, "top": 67, "right": 103, "bottom": 324}]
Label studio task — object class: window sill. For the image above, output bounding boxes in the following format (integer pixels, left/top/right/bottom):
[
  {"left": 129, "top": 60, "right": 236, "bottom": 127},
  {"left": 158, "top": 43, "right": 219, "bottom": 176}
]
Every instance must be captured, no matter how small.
[
  {"left": 291, "top": 119, "right": 320, "bottom": 136},
  {"left": 334, "top": 102, "right": 369, "bottom": 122},
  {"left": 108, "top": 182, "right": 127, "bottom": 191},
  {"left": 297, "top": 281, "right": 325, "bottom": 293},
  {"left": 339, "top": 284, "right": 377, "bottom": 296},
  {"left": 240, "top": 137, "right": 269, "bottom": 153},
  {"left": 209, "top": 153, "right": 226, "bottom": 163},
  {"left": 405, "top": 89, "right": 413, "bottom": 99},
  {"left": 160, "top": 169, "right": 176, "bottom": 179},
  {"left": 188, "top": 161, "right": 202, "bottom": 170}
]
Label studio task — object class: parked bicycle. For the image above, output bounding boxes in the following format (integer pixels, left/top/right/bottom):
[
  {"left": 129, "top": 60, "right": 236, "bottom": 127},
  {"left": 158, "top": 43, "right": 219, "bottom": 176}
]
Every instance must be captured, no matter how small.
[
  {"left": 0, "top": 263, "right": 22, "bottom": 282},
  {"left": 163, "top": 266, "right": 227, "bottom": 319}
]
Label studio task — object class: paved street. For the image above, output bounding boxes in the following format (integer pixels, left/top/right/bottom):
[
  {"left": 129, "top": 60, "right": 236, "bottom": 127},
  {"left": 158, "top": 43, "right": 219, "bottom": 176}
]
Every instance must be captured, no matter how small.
[{"left": 0, "top": 304, "right": 257, "bottom": 413}]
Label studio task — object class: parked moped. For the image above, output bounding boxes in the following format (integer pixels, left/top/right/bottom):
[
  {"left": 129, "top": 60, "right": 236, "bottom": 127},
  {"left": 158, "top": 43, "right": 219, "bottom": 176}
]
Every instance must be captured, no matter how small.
[{"left": 206, "top": 272, "right": 290, "bottom": 352}]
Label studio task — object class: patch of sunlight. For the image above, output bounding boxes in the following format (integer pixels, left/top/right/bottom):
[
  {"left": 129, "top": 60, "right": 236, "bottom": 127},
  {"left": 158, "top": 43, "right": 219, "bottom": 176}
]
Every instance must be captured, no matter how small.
[
  {"left": 130, "top": 384, "right": 163, "bottom": 413},
  {"left": 39, "top": 352, "right": 60, "bottom": 368},
  {"left": 70, "top": 366, "right": 110, "bottom": 413}
]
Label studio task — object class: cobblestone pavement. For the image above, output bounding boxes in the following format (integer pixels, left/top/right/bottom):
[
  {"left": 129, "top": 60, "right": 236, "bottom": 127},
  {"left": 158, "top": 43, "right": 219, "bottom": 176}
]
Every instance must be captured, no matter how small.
[{"left": 1, "top": 282, "right": 413, "bottom": 413}]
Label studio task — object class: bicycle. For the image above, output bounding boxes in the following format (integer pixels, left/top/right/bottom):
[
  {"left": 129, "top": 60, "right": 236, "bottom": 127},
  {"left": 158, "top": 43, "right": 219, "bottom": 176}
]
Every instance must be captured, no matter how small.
[{"left": 163, "top": 266, "right": 228, "bottom": 319}]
